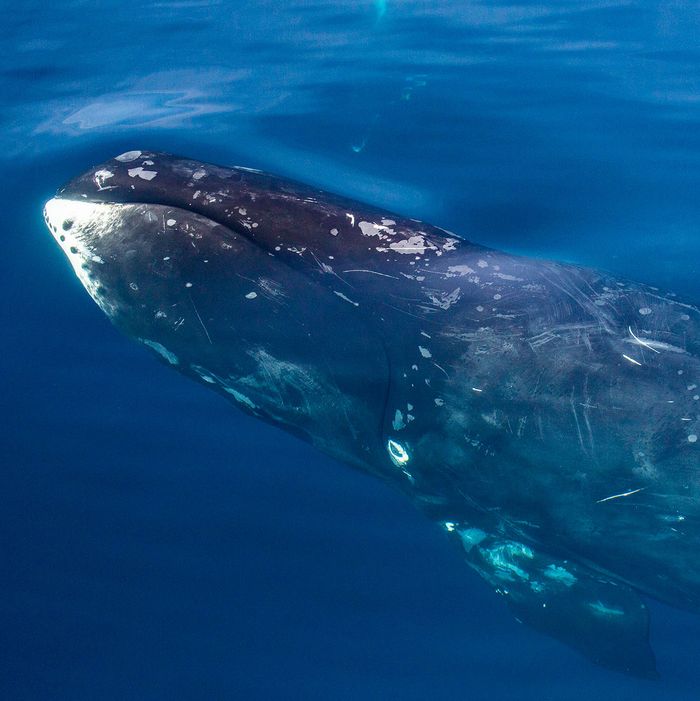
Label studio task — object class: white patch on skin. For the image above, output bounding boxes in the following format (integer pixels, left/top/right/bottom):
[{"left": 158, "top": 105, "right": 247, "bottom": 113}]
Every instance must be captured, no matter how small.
[
  {"left": 447, "top": 264, "right": 475, "bottom": 276},
  {"left": 639, "top": 307, "right": 652, "bottom": 315},
  {"left": 94, "top": 169, "right": 114, "bottom": 188},
  {"left": 393, "top": 410, "right": 406, "bottom": 431},
  {"left": 543, "top": 564, "right": 577, "bottom": 587},
  {"left": 381, "top": 218, "right": 396, "bottom": 226},
  {"left": 589, "top": 601, "right": 625, "bottom": 617},
  {"left": 223, "top": 387, "right": 257, "bottom": 410},
  {"left": 191, "top": 364, "right": 216, "bottom": 383},
  {"left": 494, "top": 272, "right": 522, "bottom": 281},
  {"left": 622, "top": 354, "right": 642, "bottom": 366},
  {"left": 418, "top": 346, "right": 432, "bottom": 358},
  {"left": 476, "top": 305, "right": 484, "bottom": 312},
  {"left": 238, "top": 207, "right": 247, "bottom": 215},
  {"left": 688, "top": 434, "right": 698, "bottom": 443},
  {"left": 166, "top": 219, "right": 176, "bottom": 226},
  {"left": 185, "top": 282, "right": 193, "bottom": 288},
  {"left": 333, "top": 291, "right": 359, "bottom": 306},
  {"left": 115, "top": 150, "right": 142, "bottom": 162},
  {"left": 346, "top": 213, "right": 355, "bottom": 226},
  {"left": 434, "top": 398, "right": 444, "bottom": 406},
  {"left": 358, "top": 221, "right": 392, "bottom": 239},
  {"left": 457, "top": 528, "right": 487, "bottom": 552},
  {"left": 142, "top": 160, "right": 154, "bottom": 166},
  {"left": 127, "top": 167, "right": 157, "bottom": 181},
  {"left": 141, "top": 339, "right": 178, "bottom": 365},
  {"left": 493, "top": 294, "right": 502, "bottom": 300},
  {"left": 192, "top": 169, "right": 206, "bottom": 180},
  {"left": 442, "top": 238, "right": 459, "bottom": 252},
  {"left": 688, "top": 384, "right": 697, "bottom": 391},
  {"left": 477, "top": 259, "right": 489, "bottom": 268},
  {"left": 427, "top": 287, "right": 462, "bottom": 310},
  {"left": 390, "top": 235, "right": 430, "bottom": 254},
  {"left": 387, "top": 439, "right": 410, "bottom": 469},
  {"left": 330, "top": 228, "right": 338, "bottom": 236},
  {"left": 245, "top": 292, "right": 258, "bottom": 299}
]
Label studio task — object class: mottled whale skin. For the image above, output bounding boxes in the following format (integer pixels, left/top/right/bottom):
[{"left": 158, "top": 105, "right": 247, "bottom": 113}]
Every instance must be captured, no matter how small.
[{"left": 44, "top": 150, "right": 700, "bottom": 677}]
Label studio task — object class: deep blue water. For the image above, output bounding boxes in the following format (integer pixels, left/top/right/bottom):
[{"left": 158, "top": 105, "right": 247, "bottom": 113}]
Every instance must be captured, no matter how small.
[{"left": 3, "top": 1, "right": 700, "bottom": 698}]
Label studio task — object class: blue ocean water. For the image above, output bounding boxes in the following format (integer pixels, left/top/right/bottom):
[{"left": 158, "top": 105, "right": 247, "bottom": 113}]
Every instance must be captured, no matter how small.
[{"left": 3, "top": 1, "right": 700, "bottom": 698}]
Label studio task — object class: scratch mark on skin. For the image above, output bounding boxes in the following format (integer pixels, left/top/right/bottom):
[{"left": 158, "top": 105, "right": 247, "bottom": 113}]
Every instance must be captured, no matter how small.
[
  {"left": 597, "top": 487, "right": 646, "bottom": 504},
  {"left": 309, "top": 250, "right": 348, "bottom": 287},
  {"left": 343, "top": 269, "right": 400, "bottom": 279},
  {"left": 189, "top": 293, "right": 212, "bottom": 344},
  {"left": 570, "top": 388, "right": 587, "bottom": 454},
  {"left": 433, "top": 362, "right": 449, "bottom": 378},
  {"left": 628, "top": 326, "right": 660, "bottom": 354},
  {"left": 581, "top": 377, "right": 596, "bottom": 457},
  {"left": 622, "top": 354, "right": 642, "bottom": 366},
  {"left": 334, "top": 291, "right": 360, "bottom": 307}
]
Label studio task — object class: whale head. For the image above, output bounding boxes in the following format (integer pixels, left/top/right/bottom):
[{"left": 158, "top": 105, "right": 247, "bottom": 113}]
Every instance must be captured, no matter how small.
[{"left": 43, "top": 152, "right": 415, "bottom": 473}]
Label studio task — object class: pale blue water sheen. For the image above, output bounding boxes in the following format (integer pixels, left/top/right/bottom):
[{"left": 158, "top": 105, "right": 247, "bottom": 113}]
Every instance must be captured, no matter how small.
[{"left": 3, "top": 1, "right": 700, "bottom": 699}]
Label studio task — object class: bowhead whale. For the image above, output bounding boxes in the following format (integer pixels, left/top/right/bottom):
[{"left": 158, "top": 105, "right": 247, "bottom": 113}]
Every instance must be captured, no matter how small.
[{"left": 43, "top": 150, "right": 700, "bottom": 677}]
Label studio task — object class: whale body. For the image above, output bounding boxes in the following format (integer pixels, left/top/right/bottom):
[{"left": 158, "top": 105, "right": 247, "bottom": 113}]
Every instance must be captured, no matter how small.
[{"left": 44, "top": 150, "right": 700, "bottom": 677}]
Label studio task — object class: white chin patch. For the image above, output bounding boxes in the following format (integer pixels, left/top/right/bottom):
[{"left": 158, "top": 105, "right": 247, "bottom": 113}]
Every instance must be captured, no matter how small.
[{"left": 43, "top": 198, "right": 118, "bottom": 316}]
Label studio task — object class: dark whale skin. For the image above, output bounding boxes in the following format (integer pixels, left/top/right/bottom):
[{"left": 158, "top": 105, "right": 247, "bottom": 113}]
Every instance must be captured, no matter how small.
[{"left": 44, "top": 150, "right": 700, "bottom": 677}]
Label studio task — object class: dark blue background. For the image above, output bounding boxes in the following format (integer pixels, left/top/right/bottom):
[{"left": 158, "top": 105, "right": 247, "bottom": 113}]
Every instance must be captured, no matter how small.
[{"left": 3, "top": 1, "right": 700, "bottom": 698}]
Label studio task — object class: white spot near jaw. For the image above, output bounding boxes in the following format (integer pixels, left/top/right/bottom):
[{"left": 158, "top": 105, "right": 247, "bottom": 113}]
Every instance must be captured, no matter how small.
[
  {"left": 115, "top": 150, "right": 142, "bottom": 162},
  {"left": 128, "top": 167, "right": 157, "bottom": 181}
]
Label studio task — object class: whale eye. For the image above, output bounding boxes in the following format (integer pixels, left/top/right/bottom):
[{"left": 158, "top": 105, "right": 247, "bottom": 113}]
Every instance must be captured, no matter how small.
[{"left": 387, "top": 439, "right": 410, "bottom": 466}]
